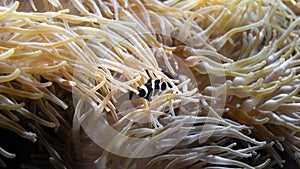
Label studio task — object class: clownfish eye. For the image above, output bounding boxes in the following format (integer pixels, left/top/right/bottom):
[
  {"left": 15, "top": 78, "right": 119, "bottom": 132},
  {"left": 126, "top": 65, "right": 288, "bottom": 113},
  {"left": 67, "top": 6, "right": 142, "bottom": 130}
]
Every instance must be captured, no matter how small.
[{"left": 138, "top": 87, "right": 146, "bottom": 97}]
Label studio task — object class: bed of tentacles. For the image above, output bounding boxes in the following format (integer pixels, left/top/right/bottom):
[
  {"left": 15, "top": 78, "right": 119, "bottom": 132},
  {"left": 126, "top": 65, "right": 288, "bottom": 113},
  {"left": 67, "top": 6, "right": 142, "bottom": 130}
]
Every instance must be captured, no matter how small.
[{"left": 0, "top": 0, "right": 300, "bottom": 168}]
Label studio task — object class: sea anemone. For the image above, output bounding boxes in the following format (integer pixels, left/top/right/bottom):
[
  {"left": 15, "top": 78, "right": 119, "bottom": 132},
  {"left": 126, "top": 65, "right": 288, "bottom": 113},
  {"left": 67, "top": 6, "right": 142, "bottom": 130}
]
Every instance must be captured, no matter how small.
[{"left": 0, "top": 0, "right": 300, "bottom": 168}]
